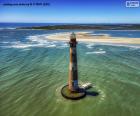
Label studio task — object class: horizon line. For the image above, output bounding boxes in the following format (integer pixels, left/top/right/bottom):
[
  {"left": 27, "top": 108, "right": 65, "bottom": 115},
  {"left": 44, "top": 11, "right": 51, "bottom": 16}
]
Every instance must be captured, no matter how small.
[{"left": 0, "top": 22, "right": 140, "bottom": 25}]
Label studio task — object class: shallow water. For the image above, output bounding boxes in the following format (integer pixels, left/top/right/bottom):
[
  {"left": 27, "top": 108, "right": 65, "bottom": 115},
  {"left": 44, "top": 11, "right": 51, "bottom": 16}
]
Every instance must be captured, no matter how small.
[
  {"left": 93, "top": 30, "right": 140, "bottom": 38},
  {"left": 0, "top": 29, "right": 140, "bottom": 116}
]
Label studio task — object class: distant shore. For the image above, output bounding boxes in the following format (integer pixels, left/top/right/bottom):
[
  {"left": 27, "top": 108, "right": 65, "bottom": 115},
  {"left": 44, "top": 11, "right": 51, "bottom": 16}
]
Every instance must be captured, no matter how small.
[
  {"left": 47, "top": 32, "right": 140, "bottom": 44},
  {"left": 17, "top": 24, "right": 140, "bottom": 30}
]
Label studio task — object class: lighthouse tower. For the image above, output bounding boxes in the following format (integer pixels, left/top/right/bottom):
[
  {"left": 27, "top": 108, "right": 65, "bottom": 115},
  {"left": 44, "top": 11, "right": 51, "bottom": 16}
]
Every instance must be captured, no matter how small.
[
  {"left": 68, "top": 32, "right": 79, "bottom": 91},
  {"left": 61, "top": 32, "right": 86, "bottom": 100}
]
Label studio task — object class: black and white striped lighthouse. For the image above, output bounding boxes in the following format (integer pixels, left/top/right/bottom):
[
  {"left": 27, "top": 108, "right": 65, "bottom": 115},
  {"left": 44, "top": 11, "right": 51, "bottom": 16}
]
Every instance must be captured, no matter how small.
[{"left": 61, "top": 32, "right": 86, "bottom": 100}]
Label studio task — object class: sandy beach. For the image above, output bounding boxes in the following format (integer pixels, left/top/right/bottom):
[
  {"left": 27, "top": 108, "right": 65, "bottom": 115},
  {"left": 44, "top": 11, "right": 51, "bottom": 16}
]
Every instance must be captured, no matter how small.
[{"left": 47, "top": 32, "right": 140, "bottom": 44}]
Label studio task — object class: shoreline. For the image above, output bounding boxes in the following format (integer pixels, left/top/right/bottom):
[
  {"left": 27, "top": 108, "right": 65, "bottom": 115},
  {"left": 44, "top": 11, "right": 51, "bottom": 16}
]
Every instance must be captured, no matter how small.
[{"left": 46, "top": 32, "right": 140, "bottom": 45}]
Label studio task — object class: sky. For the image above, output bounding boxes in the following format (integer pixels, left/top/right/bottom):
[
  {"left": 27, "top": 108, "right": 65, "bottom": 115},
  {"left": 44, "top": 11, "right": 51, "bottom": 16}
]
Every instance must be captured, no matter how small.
[{"left": 0, "top": 0, "right": 140, "bottom": 23}]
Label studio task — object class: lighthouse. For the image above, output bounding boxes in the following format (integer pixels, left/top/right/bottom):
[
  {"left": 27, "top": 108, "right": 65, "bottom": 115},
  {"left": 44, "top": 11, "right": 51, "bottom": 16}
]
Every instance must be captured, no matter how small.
[
  {"left": 61, "top": 32, "right": 86, "bottom": 100},
  {"left": 68, "top": 32, "right": 79, "bottom": 91}
]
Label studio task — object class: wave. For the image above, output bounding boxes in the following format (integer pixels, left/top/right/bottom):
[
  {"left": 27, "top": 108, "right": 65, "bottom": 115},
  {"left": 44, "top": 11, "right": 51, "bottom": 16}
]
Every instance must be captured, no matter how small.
[
  {"left": 27, "top": 34, "right": 48, "bottom": 44},
  {"left": 1, "top": 34, "right": 68, "bottom": 49},
  {"left": 101, "top": 43, "right": 140, "bottom": 49},
  {"left": 47, "top": 44, "right": 56, "bottom": 48},
  {"left": 86, "top": 43, "right": 95, "bottom": 49},
  {"left": 2, "top": 42, "right": 57, "bottom": 49},
  {"left": 86, "top": 51, "right": 106, "bottom": 55},
  {"left": 90, "top": 33, "right": 110, "bottom": 36},
  {"left": 0, "top": 27, "right": 16, "bottom": 30},
  {"left": 3, "top": 43, "right": 41, "bottom": 49},
  {"left": 85, "top": 42, "right": 140, "bottom": 49}
]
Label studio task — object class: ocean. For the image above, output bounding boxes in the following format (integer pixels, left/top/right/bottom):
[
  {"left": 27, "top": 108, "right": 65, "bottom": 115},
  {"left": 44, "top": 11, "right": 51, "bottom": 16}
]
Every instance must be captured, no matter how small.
[{"left": 0, "top": 23, "right": 140, "bottom": 116}]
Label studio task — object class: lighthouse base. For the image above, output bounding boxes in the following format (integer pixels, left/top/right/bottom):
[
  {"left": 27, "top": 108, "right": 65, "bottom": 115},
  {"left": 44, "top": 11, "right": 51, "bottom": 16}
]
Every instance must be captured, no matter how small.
[{"left": 61, "top": 85, "right": 86, "bottom": 100}]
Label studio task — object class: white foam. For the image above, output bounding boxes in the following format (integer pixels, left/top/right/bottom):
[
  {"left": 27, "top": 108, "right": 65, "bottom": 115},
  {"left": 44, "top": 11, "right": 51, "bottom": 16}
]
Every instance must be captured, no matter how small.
[
  {"left": 1, "top": 41, "right": 10, "bottom": 44},
  {"left": 10, "top": 44, "right": 32, "bottom": 48},
  {"left": 85, "top": 42, "right": 140, "bottom": 49},
  {"left": 86, "top": 43, "right": 95, "bottom": 49},
  {"left": 46, "top": 44, "right": 56, "bottom": 48},
  {"left": 27, "top": 35, "right": 49, "bottom": 44},
  {"left": 90, "top": 33, "right": 110, "bottom": 36},
  {"left": 1, "top": 34, "right": 69, "bottom": 49},
  {"left": 99, "top": 48, "right": 103, "bottom": 51},
  {"left": 0, "top": 27, "right": 16, "bottom": 30},
  {"left": 1, "top": 34, "right": 59, "bottom": 49},
  {"left": 103, "top": 43, "right": 140, "bottom": 49},
  {"left": 6, "top": 43, "right": 41, "bottom": 48},
  {"left": 86, "top": 51, "right": 106, "bottom": 55}
]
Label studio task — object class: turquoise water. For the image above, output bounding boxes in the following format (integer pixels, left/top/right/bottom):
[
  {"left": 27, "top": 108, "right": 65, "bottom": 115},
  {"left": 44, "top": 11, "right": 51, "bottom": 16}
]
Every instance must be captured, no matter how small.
[{"left": 0, "top": 29, "right": 140, "bottom": 116}]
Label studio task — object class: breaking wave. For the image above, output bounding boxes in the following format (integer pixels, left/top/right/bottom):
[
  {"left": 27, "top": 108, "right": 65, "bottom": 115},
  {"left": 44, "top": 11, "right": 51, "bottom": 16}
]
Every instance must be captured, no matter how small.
[
  {"left": 85, "top": 43, "right": 140, "bottom": 49},
  {"left": 86, "top": 43, "right": 95, "bottom": 49},
  {"left": 1, "top": 34, "right": 68, "bottom": 49},
  {"left": 0, "top": 27, "right": 16, "bottom": 30},
  {"left": 86, "top": 51, "right": 106, "bottom": 55}
]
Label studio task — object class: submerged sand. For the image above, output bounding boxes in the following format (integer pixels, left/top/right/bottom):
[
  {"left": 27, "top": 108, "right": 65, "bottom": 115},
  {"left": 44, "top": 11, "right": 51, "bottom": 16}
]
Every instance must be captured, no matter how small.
[{"left": 47, "top": 32, "right": 140, "bottom": 44}]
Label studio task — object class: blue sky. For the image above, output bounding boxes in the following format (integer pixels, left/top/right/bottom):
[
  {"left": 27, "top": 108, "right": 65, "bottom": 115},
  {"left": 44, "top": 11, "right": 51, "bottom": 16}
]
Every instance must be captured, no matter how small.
[{"left": 0, "top": 0, "right": 140, "bottom": 23}]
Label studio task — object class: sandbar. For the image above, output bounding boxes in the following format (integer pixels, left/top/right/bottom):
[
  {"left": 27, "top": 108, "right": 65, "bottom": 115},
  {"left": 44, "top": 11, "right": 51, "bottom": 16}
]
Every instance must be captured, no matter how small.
[{"left": 47, "top": 32, "right": 140, "bottom": 44}]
